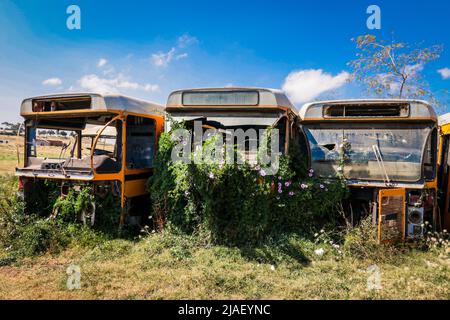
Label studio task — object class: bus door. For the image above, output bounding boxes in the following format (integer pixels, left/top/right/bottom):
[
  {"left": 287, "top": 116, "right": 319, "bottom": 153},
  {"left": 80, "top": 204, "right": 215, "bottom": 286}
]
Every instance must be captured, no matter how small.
[
  {"left": 438, "top": 132, "right": 450, "bottom": 230},
  {"left": 124, "top": 115, "right": 156, "bottom": 199},
  {"left": 378, "top": 188, "right": 406, "bottom": 243}
]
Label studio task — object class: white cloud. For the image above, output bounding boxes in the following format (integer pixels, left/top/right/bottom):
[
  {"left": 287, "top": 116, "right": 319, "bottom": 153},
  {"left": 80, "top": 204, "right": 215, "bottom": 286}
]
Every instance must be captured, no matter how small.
[
  {"left": 97, "top": 58, "right": 116, "bottom": 76},
  {"left": 151, "top": 34, "right": 197, "bottom": 67},
  {"left": 78, "top": 74, "right": 159, "bottom": 94},
  {"left": 176, "top": 53, "right": 188, "bottom": 60},
  {"left": 403, "top": 64, "right": 423, "bottom": 77},
  {"left": 374, "top": 73, "right": 399, "bottom": 94},
  {"left": 143, "top": 84, "right": 160, "bottom": 92},
  {"left": 42, "top": 77, "right": 62, "bottom": 86},
  {"left": 151, "top": 48, "right": 176, "bottom": 67},
  {"left": 97, "top": 58, "right": 108, "bottom": 68},
  {"left": 177, "top": 34, "right": 198, "bottom": 48},
  {"left": 151, "top": 48, "right": 187, "bottom": 67},
  {"left": 438, "top": 67, "right": 450, "bottom": 79},
  {"left": 102, "top": 66, "right": 115, "bottom": 76},
  {"left": 282, "top": 69, "right": 350, "bottom": 104},
  {"left": 373, "top": 66, "right": 425, "bottom": 96}
]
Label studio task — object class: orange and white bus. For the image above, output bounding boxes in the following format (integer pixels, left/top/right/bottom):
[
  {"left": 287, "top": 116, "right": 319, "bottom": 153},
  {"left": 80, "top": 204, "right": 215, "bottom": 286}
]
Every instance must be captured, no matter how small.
[
  {"left": 16, "top": 92, "right": 165, "bottom": 226},
  {"left": 165, "top": 87, "right": 306, "bottom": 164},
  {"left": 300, "top": 99, "right": 438, "bottom": 242},
  {"left": 437, "top": 113, "right": 450, "bottom": 231}
]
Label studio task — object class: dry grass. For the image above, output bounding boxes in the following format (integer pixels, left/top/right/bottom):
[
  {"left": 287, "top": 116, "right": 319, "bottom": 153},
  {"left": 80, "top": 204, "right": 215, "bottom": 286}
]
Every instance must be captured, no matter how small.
[
  {"left": 0, "top": 160, "right": 17, "bottom": 174},
  {"left": 0, "top": 135, "right": 20, "bottom": 174},
  {"left": 0, "top": 235, "right": 449, "bottom": 300}
]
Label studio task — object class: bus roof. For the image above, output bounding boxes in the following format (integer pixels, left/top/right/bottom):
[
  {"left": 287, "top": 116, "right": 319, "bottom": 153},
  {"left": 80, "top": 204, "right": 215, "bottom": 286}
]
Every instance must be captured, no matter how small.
[
  {"left": 299, "top": 99, "right": 436, "bottom": 121},
  {"left": 166, "top": 87, "right": 297, "bottom": 114},
  {"left": 20, "top": 92, "right": 165, "bottom": 117},
  {"left": 438, "top": 113, "right": 450, "bottom": 126}
]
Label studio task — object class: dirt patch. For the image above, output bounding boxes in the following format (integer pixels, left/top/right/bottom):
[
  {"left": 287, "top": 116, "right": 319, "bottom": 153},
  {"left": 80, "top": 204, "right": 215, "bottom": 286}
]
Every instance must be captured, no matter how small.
[{"left": 0, "top": 267, "right": 22, "bottom": 278}]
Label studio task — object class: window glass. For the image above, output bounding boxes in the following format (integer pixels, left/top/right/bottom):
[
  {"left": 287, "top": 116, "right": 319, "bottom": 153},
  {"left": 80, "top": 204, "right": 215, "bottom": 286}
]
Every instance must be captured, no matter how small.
[
  {"left": 126, "top": 116, "right": 155, "bottom": 169},
  {"left": 182, "top": 91, "right": 259, "bottom": 106},
  {"left": 304, "top": 123, "right": 433, "bottom": 182},
  {"left": 423, "top": 128, "right": 437, "bottom": 180},
  {"left": 24, "top": 119, "right": 122, "bottom": 174}
]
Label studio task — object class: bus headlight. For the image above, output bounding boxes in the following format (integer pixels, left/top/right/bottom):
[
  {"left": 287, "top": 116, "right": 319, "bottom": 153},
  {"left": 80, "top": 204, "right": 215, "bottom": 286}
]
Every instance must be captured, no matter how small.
[{"left": 406, "top": 206, "right": 424, "bottom": 238}]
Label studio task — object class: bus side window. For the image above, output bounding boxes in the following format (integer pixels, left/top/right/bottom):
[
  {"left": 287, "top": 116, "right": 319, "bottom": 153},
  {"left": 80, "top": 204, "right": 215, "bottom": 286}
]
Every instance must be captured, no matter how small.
[
  {"left": 424, "top": 128, "right": 437, "bottom": 180},
  {"left": 26, "top": 123, "right": 37, "bottom": 158},
  {"left": 126, "top": 116, "right": 155, "bottom": 169},
  {"left": 289, "top": 124, "right": 309, "bottom": 174},
  {"left": 95, "top": 120, "right": 122, "bottom": 174},
  {"left": 275, "top": 117, "right": 287, "bottom": 155}
]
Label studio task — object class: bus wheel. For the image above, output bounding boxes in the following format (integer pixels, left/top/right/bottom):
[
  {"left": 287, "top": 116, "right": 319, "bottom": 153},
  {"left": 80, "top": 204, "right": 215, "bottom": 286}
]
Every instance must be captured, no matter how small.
[{"left": 80, "top": 202, "right": 96, "bottom": 227}]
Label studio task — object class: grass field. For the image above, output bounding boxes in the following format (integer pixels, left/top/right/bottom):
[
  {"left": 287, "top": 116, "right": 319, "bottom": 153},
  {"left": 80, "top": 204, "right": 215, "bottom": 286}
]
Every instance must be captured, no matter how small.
[
  {"left": 0, "top": 134, "right": 68, "bottom": 174},
  {"left": 0, "top": 135, "right": 20, "bottom": 174},
  {"left": 0, "top": 234, "right": 449, "bottom": 300}
]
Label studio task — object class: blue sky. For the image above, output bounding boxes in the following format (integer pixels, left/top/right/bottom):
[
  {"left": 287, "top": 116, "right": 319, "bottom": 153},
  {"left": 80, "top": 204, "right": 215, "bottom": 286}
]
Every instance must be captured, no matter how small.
[{"left": 0, "top": 0, "right": 449, "bottom": 121}]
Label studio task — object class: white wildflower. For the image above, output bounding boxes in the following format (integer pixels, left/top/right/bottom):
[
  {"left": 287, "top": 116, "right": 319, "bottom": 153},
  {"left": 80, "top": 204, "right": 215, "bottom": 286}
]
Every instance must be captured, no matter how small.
[{"left": 314, "top": 248, "right": 325, "bottom": 256}]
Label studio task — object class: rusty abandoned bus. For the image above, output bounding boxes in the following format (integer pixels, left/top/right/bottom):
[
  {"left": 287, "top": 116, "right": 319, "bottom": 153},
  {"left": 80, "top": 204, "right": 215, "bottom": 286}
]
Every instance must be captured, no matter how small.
[
  {"left": 15, "top": 93, "right": 165, "bottom": 226},
  {"left": 300, "top": 99, "right": 438, "bottom": 243},
  {"left": 165, "top": 87, "right": 308, "bottom": 170},
  {"left": 437, "top": 112, "right": 450, "bottom": 232}
]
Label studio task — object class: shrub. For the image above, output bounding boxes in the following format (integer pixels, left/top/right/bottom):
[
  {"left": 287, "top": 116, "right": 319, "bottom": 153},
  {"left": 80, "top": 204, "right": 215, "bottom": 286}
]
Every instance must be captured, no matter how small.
[
  {"left": 149, "top": 123, "right": 348, "bottom": 246},
  {"left": 0, "top": 176, "right": 117, "bottom": 260},
  {"left": 52, "top": 186, "right": 121, "bottom": 232},
  {"left": 421, "top": 223, "right": 450, "bottom": 252},
  {"left": 342, "top": 216, "right": 404, "bottom": 262},
  {"left": 0, "top": 175, "right": 25, "bottom": 250},
  {"left": 22, "top": 179, "right": 60, "bottom": 217},
  {"left": 14, "top": 219, "right": 68, "bottom": 256}
]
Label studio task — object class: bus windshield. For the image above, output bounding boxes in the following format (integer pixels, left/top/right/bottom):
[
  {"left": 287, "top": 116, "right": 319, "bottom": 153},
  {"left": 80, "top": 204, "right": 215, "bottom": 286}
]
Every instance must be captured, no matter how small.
[
  {"left": 22, "top": 116, "right": 122, "bottom": 175},
  {"left": 304, "top": 123, "right": 434, "bottom": 182},
  {"left": 167, "top": 111, "right": 287, "bottom": 163}
]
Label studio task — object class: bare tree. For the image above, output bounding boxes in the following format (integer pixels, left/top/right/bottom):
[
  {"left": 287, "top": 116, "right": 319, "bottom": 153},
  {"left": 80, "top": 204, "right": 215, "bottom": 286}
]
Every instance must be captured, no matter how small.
[{"left": 348, "top": 34, "right": 443, "bottom": 103}]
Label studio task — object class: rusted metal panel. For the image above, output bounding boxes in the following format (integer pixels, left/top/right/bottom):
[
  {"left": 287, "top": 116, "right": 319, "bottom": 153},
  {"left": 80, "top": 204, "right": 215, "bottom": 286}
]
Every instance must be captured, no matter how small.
[{"left": 378, "top": 188, "right": 406, "bottom": 243}]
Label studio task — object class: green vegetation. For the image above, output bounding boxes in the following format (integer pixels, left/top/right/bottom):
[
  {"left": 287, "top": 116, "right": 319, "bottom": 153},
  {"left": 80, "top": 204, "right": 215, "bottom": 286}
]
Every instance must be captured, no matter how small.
[
  {"left": 0, "top": 130, "right": 449, "bottom": 299},
  {"left": 0, "top": 175, "right": 117, "bottom": 264},
  {"left": 149, "top": 126, "right": 347, "bottom": 245}
]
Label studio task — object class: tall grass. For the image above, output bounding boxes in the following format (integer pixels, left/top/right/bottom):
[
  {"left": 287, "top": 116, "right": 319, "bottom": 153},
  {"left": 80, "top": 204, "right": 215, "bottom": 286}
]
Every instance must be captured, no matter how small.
[
  {"left": 1, "top": 173, "right": 448, "bottom": 272},
  {"left": 0, "top": 175, "right": 109, "bottom": 263},
  {"left": 0, "top": 174, "right": 449, "bottom": 299}
]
